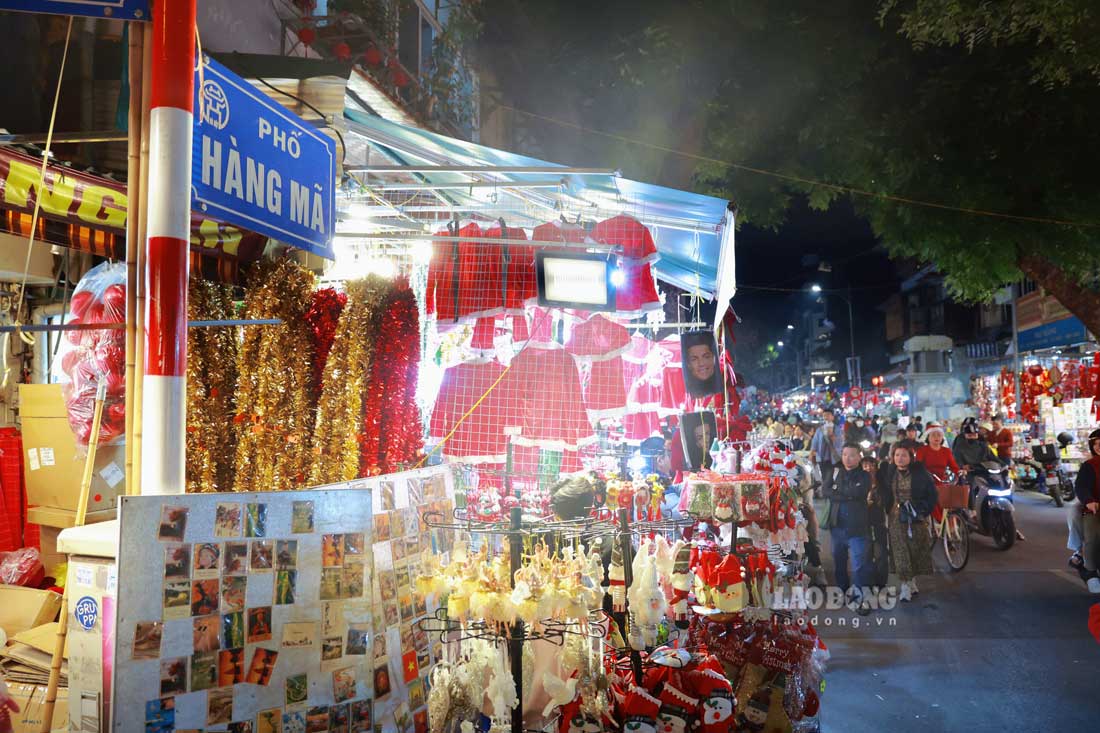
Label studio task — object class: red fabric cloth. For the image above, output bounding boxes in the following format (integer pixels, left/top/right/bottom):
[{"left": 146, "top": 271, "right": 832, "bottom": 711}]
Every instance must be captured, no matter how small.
[
  {"left": 426, "top": 222, "right": 508, "bottom": 323},
  {"left": 483, "top": 224, "right": 535, "bottom": 314},
  {"left": 622, "top": 334, "right": 653, "bottom": 391},
  {"left": 0, "top": 428, "right": 30, "bottom": 551},
  {"left": 660, "top": 338, "right": 687, "bottom": 413},
  {"left": 583, "top": 357, "right": 628, "bottom": 419},
  {"left": 588, "top": 215, "right": 661, "bottom": 317},
  {"left": 527, "top": 307, "right": 556, "bottom": 346},
  {"left": 916, "top": 445, "right": 960, "bottom": 482},
  {"left": 430, "top": 359, "right": 508, "bottom": 463},
  {"left": 566, "top": 314, "right": 630, "bottom": 361},
  {"left": 470, "top": 316, "right": 497, "bottom": 352},
  {"left": 493, "top": 347, "right": 593, "bottom": 451}
]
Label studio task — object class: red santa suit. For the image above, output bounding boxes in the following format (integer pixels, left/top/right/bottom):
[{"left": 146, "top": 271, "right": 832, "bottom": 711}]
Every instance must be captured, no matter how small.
[
  {"left": 567, "top": 314, "right": 631, "bottom": 420},
  {"left": 483, "top": 223, "right": 536, "bottom": 314},
  {"left": 494, "top": 346, "right": 595, "bottom": 452},
  {"left": 429, "top": 358, "right": 508, "bottom": 463},
  {"left": 589, "top": 215, "right": 661, "bottom": 318}
]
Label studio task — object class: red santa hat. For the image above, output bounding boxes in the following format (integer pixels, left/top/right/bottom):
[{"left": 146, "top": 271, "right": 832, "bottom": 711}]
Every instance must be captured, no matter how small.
[
  {"left": 696, "top": 551, "right": 743, "bottom": 592},
  {"left": 658, "top": 682, "right": 699, "bottom": 721},
  {"left": 689, "top": 668, "right": 735, "bottom": 707}
]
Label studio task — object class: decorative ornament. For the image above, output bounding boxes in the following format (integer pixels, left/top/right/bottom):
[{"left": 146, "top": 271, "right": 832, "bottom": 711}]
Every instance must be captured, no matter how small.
[
  {"left": 333, "top": 41, "right": 352, "bottom": 62},
  {"left": 297, "top": 26, "right": 316, "bottom": 47},
  {"left": 363, "top": 45, "right": 383, "bottom": 67},
  {"left": 304, "top": 287, "right": 346, "bottom": 401}
]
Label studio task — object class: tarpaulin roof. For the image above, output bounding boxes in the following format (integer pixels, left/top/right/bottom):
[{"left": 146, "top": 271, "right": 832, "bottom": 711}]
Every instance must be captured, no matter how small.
[{"left": 342, "top": 109, "right": 734, "bottom": 298}]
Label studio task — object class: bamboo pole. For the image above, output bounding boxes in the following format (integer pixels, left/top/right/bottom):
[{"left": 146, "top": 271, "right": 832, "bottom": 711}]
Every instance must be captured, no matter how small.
[
  {"left": 124, "top": 21, "right": 144, "bottom": 497},
  {"left": 40, "top": 383, "right": 107, "bottom": 732},
  {"left": 132, "top": 20, "right": 153, "bottom": 496}
]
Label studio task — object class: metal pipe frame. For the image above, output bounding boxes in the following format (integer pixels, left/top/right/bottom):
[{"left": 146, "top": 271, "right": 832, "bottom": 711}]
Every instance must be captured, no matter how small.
[{"left": 348, "top": 165, "right": 618, "bottom": 175}]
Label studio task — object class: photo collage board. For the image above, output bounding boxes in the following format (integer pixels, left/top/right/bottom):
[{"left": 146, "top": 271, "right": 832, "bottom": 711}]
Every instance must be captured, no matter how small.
[
  {"left": 367, "top": 466, "right": 456, "bottom": 733},
  {"left": 114, "top": 488, "right": 376, "bottom": 733}
]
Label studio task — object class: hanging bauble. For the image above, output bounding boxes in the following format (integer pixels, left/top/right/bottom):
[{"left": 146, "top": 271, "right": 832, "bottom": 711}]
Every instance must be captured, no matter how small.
[
  {"left": 297, "top": 26, "right": 316, "bottom": 47},
  {"left": 363, "top": 45, "right": 383, "bottom": 67},
  {"left": 333, "top": 42, "right": 352, "bottom": 62}
]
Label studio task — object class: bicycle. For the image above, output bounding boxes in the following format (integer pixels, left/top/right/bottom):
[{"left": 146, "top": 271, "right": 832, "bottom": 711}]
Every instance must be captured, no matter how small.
[{"left": 930, "top": 471, "right": 970, "bottom": 572}]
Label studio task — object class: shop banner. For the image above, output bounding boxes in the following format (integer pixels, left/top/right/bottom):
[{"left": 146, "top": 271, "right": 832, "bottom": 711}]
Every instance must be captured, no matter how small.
[
  {"left": 1017, "top": 315, "right": 1088, "bottom": 352},
  {"left": 0, "top": 146, "right": 257, "bottom": 258},
  {"left": 193, "top": 55, "right": 336, "bottom": 259},
  {"left": 0, "top": 0, "right": 148, "bottom": 20}
]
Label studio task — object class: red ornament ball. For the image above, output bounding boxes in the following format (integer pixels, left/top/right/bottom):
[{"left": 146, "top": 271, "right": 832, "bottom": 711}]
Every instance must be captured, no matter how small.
[
  {"left": 333, "top": 42, "right": 351, "bottom": 62},
  {"left": 297, "top": 27, "right": 316, "bottom": 47},
  {"left": 363, "top": 46, "right": 383, "bottom": 67},
  {"left": 393, "top": 68, "right": 410, "bottom": 88}
]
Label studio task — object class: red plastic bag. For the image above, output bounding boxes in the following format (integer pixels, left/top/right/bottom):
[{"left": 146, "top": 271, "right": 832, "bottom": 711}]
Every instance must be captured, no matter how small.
[
  {"left": 57, "top": 262, "right": 126, "bottom": 446},
  {"left": 0, "top": 547, "right": 44, "bottom": 587}
]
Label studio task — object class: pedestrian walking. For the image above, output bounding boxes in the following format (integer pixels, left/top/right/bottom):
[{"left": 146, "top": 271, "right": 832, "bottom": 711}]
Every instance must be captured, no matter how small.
[
  {"left": 811, "top": 407, "right": 844, "bottom": 494},
  {"left": 1074, "top": 428, "right": 1100, "bottom": 594},
  {"left": 863, "top": 455, "right": 890, "bottom": 589},
  {"left": 824, "top": 443, "right": 873, "bottom": 614},
  {"left": 878, "top": 442, "right": 938, "bottom": 602}
]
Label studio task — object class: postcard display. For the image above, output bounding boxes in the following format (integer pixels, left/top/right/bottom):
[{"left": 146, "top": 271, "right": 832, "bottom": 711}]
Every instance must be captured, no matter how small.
[{"left": 113, "top": 488, "right": 377, "bottom": 733}]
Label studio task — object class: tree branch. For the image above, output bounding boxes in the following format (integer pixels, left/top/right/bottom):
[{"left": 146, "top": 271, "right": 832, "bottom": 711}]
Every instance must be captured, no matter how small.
[{"left": 1017, "top": 253, "right": 1100, "bottom": 339}]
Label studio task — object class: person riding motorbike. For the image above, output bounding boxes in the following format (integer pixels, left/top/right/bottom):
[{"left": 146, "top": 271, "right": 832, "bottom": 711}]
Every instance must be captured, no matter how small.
[{"left": 953, "top": 417, "right": 1024, "bottom": 541}]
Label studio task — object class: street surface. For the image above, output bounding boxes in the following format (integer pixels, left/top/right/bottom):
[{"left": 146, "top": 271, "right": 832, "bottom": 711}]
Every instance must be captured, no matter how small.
[{"left": 818, "top": 490, "right": 1100, "bottom": 731}]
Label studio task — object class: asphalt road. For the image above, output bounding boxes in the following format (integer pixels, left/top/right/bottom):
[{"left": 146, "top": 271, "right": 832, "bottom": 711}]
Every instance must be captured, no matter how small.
[{"left": 817, "top": 490, "right": 1100, "bottom": 732}]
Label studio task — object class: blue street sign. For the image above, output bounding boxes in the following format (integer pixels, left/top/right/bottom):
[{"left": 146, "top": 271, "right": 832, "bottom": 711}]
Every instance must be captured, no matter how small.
[
  {"left": 1017, "top": 315, "right": 1089, "bottom": 352},
  {"left": 0, "top": 0, "right": 149, "bottom": 20},
  {"left": 192, "top": 56, "right": 336, "bottom": 259}
]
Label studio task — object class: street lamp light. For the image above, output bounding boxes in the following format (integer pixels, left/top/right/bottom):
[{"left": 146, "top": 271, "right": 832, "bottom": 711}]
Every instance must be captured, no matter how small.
[
  {"left": 808, "top": 282, "right": 859, "bottom": 388},
  {"left": 786, "top": 324, "right": 795, "bottom": 330},
  {"left": 810, "top": 283, "right": 823, "bottom": 293},
  {"left": 777, "top": 340, "right": 784, "bottom": 347}
]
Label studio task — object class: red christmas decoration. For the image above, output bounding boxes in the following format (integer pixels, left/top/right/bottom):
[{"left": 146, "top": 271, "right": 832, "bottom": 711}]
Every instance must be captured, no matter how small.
[
  {"left": 333, "top": 41, "right": 352, "bottom": 62},
  {"left": 363, "top": 45, "right": 383, "bottom": 67},
  {"left": 297, "top": 26, "right": 316, "bottom": 47},
  {"left": 304, "top": 288, "right": 347, "bottom": 401},
  {"left": 392, "top": 67, "right": 411, "bottom": 88}
]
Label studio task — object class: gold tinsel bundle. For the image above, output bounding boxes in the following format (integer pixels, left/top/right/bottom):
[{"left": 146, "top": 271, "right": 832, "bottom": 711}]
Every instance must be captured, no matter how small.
[
  {"left": 309, "top": 276, "right": 389, "bottom": 485},
  {"left": 186, "top": 278, "right": 239, "bottom": 493},
  {"left": 232, "top": 258, "right": 316, "bottom": 492}
]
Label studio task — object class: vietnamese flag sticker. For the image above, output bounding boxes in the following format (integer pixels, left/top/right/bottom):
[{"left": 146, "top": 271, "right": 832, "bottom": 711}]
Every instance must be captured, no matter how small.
[{"left": 401, "top": 650, "right": 419, "bottom": 683}]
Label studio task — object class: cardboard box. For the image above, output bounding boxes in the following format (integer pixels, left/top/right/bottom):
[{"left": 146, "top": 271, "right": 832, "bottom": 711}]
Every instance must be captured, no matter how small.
[
  {"left": 19, "top": 384, "right": 125, "bottom": 513},
  {"left": 29, "top": 509, "right": 116, "bottom": 576},
  {"left": 5, "top": 682, "right": 68, "bottom": 733},
  {"left": 0, "top": 585, "right": 62, "bottom": 638}
]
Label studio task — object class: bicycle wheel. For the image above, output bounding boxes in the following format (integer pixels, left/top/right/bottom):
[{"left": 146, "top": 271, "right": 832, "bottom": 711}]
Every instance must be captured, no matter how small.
[{"left": 943, "top": 511, "right": 969, "bottom": 572}]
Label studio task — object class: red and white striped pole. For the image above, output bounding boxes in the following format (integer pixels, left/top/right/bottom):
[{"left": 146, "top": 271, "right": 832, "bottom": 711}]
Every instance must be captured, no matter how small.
[{"left": 142, "top": 0, "right": 196, "bottom": 495}]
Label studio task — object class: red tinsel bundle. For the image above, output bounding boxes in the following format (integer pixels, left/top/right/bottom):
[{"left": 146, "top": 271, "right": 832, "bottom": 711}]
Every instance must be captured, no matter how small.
[
  {"left": 359, "top": 279, "right": 423, "bottom": 475},
  {"left": 305, "top": 288, "right": 347, "bottom": 400}
]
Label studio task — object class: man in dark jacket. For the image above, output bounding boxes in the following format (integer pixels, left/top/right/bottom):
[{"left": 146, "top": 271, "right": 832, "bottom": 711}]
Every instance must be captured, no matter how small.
[
  {"left": 826, "top": 443, "right": 873, "bottom": 613},
  {"left": 1074, "top": 428, "right": 1100, "bottom": 594}
]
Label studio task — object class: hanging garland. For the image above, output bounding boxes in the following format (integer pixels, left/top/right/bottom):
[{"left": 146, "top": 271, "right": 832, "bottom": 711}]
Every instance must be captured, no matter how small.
[
  {"left": 310, "top": 276, "right": 389, "bottom": 485},
  {"left": 186, "top": 278, "right": 239, "bottom": 493},
  {"left": 304, "top": 287, "right": 347, "bottom": 401},
  {"left": 360, "top": 278, "right": 423, "bottom": 475},
  {"left": 232, "top": 258, "right": 316, "bottom": 492}
]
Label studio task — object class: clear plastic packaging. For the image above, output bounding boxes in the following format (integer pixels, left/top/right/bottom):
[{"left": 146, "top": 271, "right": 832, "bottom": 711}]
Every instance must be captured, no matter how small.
[
  {"left": 59, "top": 261, "right": 127, "bottom": 446},
  {"left": 0, "top": 547, "right": 44, "bottom": 587}
]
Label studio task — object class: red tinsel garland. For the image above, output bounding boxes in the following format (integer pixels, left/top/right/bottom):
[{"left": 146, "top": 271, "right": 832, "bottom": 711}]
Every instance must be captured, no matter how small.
[
  {"left": 305, "top": 288, "right": 347, "bottom": 400},
  {"left": 359, "top": 279, "right": 423, "bottom": 475}
]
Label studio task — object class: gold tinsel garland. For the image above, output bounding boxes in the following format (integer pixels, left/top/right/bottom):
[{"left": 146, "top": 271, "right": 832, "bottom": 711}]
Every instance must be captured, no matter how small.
[
  {"left": 232, "top": 258, "right": 316, "bottom": 492},
  {"left": 186, "top": 278, "right": 239, "bottom": 493},
  {"left": 309, "top": 276, "right": 390, "bottom": 485}
]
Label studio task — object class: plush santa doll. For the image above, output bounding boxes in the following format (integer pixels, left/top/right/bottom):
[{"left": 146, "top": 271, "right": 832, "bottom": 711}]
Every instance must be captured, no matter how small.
[
  {"left": 733, "top": 689, "right": 771, "bottom": 732},
  {"left": 621, "top": 686, "right": 661, "bottom": 733},
  {"left": 557, "top": 698, "right": 603, "bottom": 733},
  {"left": 668, "top": 541, "right": 693, "bottom": 628}
]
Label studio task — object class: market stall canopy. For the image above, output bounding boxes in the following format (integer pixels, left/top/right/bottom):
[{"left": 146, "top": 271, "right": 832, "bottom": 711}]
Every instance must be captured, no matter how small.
[{"left": 341, "top": 110, "right": 735, "bottom": 299}]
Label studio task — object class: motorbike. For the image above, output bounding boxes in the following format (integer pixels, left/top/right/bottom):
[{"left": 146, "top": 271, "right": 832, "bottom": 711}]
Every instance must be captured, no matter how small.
[
  {"left": 1015, "top": 446, "right": 1075, "bottom": 507},
  {"left": 965, "top": 460, "right": 1017, "bottom": 550}
]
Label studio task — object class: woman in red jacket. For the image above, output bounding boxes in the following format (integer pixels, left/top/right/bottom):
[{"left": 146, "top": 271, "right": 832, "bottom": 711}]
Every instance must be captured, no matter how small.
[{"left": 916, "top": 423, "right": 960, "bottom": 481}]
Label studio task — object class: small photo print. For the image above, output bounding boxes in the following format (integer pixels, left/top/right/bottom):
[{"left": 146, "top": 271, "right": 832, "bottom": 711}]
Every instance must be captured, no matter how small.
[
  {"left": 391, "top": 537, "right": 406, "bottom": 564},
  {"left": 413, "top": 708, "right": 428, "bottom": 733},
  {"left": 144, "top": 697, "right": 175, "bottom": 733},
  {"left": 306, "top": 707, "right": 330, "bottom": 733},
  {"left": 373, "top": 663, "right": 392, "bottom": 698},
  {"left": 404, "top": 535, "right": 420, "bottom": 560},
  {"left": 247, "top": 606, "right": 273, "bottom": 643},
  {"left": 192, "top": 614, "right": 221, "bottom": 653},
  {"left": 207, "top": 687, "right": 234, "bottom": 726},
  {"left": 245, "top": 502, "right": 267, "bottom": 538},
  {"left": 256, "top": 708, "right": 283, "bottom": 733},
  {"left": 132, "top": 621, "right": 163, "bottom": 659},
  {"left": 379, "top": 571, "right": 396, "bottom": 602},
  {"left": 191, "top": 579, "right": 220, "bottom": 617},
  {"left": 332, "top": 667, "right": 356, "bottom": 703},
  {"left": 221, "top": 575, "right": 247, "bottom": 613},
  {"left": 402, "top": 510, "right": 419, "bottom": 539},
  {"left": 351, "top": 700, "right": 372, "bottom": 730},
  {"left": 291, "top": 501, "right": 314, "bottom": 534},
  {"left": 285, "top": 672, "right": 309, "bottom": 706},
  {"left": 380, "top": 480, "right": 395, "bottom": 511},
  {"left": 223, "top": 542, "right": 248, "bottom": 576},
  {"left": 372, "top": 606, "right": 385, "bottom": 636},
  {"left": 373, "top": 512, "right": 391, "bottom": 543},
  {"left": 274, "top": 570, "right": 297, "bottom": 605},
  {"left": 394, "top": 567, "right": 410, "bottom": 591},
  {"left": 342, "top": 563, "right": 364, "bottom": 599},
  {"left": 321, "top": 636, "right": 343, "bottom": 661},
  {"left": 250, "top": 540, "right": 274, "bottom": 571},
  {"left": 406, "top": 478, "right": 424, "bottom": 506},
  {"left": 190, "top": 650, "right": 217, "bottom": 692},
  {"left": 215, "top": 503, "right": 243, "bottom": 537},
  {"left": 319, "top": 568, "right": 342, "bottom": 601},
  {"left": 163, "top": 581, "right": 191, "bottom": 620},
  {"left": 283, "top": 711, "right": 306, "bottom": 733},
  {"left": 372, "top": 632, "right": 387, "bottom": 659},
  {"left": 218, "top": 647, "right": 246, "bottom": 686},
  {"left": 398, "top": 592, "right": 414, "bottom": 621},
  {"left": 383, "top": 602, "right": 399, "bottom": 627},
  {"left": 164, "top": 544, "right": 190, "bottom": 581},
  {"left": 222, "top": 610, "right": 245, "bottom": 649},
  {"left": 276, "top": 540, "right": 298, "bottom": 570},
  {"left": 246, "top": 648, "right": 279, "bottom": 686},
  {"left": 407, "top": 677, "right": 425, "bottom": 710},
  {"left": 322, "top": 534, "right": 344, "bottom": 568},
  {"left": 158, "top": 505, "right": 188, "bottom": 542},
  {"left": 229, "top": 722, "right": 255, "bottom": 733},
  {"left": 192, "top": 542, "right": 221, "bottom": 579},
  {"left": 330, "top": 703, "right": 349, "bottom": 733},
  {"left": 415, "top": 648, "right": 430, "bottom": 676},
  {"left": 414, "top": 593, "right": 428, "bottom": 618},
  {"left": 345, "top": 624, "right": 369, "bottom": 656},
  {"left": 343, "top": 533, "right": 364, "bottom": 556},
  {"left": 282, "top": 621, "right": 317, "bottom": 649},
  {"left": 159, "top": 656, "right": 187, "bottom": 696}
]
